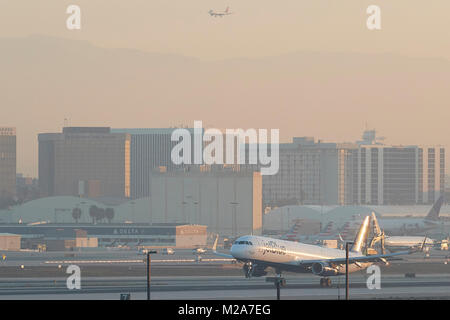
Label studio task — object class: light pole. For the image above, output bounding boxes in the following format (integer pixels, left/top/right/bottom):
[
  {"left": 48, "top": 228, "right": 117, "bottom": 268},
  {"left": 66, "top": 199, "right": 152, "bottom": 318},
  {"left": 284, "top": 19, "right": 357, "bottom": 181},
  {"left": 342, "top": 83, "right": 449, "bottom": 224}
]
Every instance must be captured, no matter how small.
[
  {"left": 130, "top": 201, "right": 135, "bottom": 223},
  {"left": 146, "top": 250, "right": 157, "bottom": 300},
  {"left": 182, "top": 201, "right": 188, "bottom": 224},
  {"left": 230, "top": 202, "right": 238, "bottom": 238},
  {"left": 193, "top": 201, "right": 199, "bottom": 225},
  {"left": 79, "top": 201, "right": 86, "bottom": 223},
  {"left": 345, "top": 241, "right": 354, "bottom": 300}
]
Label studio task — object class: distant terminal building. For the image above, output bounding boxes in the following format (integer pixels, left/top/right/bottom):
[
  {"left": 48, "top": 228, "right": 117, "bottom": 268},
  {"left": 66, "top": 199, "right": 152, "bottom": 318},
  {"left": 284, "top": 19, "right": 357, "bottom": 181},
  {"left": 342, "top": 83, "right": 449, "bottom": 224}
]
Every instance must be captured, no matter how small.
[
  {"left": 0, "top": 233, "right": 21, "bottom": 251},
  {"left": 150, "top": 166, "right": 263, "bottom": 237},
  {"left": 112, "top": 128, "right": 200, "bottom": 199},
  {"left": 38, "top": 127, "right": 131, "bottom": 199},
  {"left": 262, "top": 130, "right": 445, "bottom": 206},
  {"left": 0, "top": 223, "right": 207, "bottom": 250},
  {"left": 0, "top": 127, "right": 16, "bottom": 199}
]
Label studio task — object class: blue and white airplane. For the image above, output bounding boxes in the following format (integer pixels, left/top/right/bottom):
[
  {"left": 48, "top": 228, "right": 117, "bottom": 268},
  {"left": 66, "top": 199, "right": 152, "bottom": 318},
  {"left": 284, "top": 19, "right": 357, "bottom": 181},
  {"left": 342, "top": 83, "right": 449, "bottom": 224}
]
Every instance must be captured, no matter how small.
[{"left": 213, "top": 215, "right": 419, "bottom": 287}]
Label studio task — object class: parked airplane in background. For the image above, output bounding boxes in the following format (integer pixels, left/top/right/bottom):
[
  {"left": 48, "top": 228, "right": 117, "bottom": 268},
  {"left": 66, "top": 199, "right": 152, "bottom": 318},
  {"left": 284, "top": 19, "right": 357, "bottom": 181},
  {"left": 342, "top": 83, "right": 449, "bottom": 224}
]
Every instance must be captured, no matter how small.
[
  {"left": 370, "top": 212, "right": 434, "bottom": 253},
  {"left": 193, "top": 248, "right": 207, "bottom": 255},
  {"left": 214, "top": 215, "right": 418, "bottom": 287},
  {"left": 281, "top": 220, "right": 334, "bottom": 242},
  {"left": 281, "top": 219, "right": 359, "bottom": 245},
  {"left": 362, "top": 196, "right": 445, "bottom": 236},
  {"left": 208, "top": 7, "right": 233, "bottom": 17}
]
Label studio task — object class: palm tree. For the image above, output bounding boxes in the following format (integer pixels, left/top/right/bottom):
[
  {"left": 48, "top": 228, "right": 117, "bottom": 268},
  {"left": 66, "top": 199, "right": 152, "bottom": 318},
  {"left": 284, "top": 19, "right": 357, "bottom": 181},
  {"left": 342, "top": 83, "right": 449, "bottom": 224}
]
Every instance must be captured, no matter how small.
[
  {"left": 105, "top": 208, "right": 115, "bottom": 223},
  {"left": 72, "top": 208, "right": 82, "bottom": 223},
  {"left": 89, "top": 205, "right": 98, "bottom": 224},
  {"left": 96, "top": 207, "right": 105, "bottom": 223}
]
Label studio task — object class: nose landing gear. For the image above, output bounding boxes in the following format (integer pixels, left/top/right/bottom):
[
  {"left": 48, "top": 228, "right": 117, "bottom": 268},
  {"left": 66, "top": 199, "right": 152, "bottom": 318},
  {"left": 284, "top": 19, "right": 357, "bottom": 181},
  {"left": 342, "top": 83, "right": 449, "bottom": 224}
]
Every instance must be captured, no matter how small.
[{"left": 243, "top": 262, "right": 253, "bottom": 278}]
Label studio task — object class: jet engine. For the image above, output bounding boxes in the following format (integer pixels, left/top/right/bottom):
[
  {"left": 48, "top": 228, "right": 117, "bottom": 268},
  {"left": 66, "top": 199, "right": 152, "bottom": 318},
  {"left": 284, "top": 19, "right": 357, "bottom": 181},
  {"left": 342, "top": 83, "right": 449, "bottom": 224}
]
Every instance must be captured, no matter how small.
[{"left": 311, "top": 262, "right": 339, "bottom": 277}]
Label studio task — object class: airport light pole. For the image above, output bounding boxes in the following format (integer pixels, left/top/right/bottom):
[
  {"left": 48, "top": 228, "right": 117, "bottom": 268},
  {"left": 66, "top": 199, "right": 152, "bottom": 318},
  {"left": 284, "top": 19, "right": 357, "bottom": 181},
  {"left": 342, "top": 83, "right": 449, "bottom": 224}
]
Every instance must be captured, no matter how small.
[
  {"left": 345, "top": 241, "right": 353, "bottom": 300},
  {"left": 146, "top": 250, "right": 157, "bottom": 300},
  {"left": 230, "top": 202, "right": 238, "bottom": 238}
]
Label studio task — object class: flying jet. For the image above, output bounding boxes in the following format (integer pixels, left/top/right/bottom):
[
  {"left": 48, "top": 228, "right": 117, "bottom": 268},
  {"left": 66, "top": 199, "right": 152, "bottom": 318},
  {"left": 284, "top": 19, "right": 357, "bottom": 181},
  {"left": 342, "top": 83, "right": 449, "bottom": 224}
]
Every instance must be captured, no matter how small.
[
  {"left": 213, "top": 215, "right": 418, "bottom": 287},
  {"left": 208, "top": 7, "right": 233, "bottom": 17}
]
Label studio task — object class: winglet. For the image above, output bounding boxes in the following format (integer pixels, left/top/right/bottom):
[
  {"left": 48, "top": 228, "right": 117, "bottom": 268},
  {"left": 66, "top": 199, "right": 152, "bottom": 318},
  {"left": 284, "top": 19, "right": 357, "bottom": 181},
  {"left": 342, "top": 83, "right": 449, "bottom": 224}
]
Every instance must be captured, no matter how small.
[
  {"left": 212, "top": 234, "right": 219, "bottom": 252},
  {"left": 409, "top": 235, "right": 428, "bottom": 253},
  {"left": 419, "top": 235, "right": 427, "bottom": 252},
  {"left": 371, "top": 212, "right": 382, "bottom": 236},
  {"left": 211, "top": 234, "right": 235, "bottom": 259}
]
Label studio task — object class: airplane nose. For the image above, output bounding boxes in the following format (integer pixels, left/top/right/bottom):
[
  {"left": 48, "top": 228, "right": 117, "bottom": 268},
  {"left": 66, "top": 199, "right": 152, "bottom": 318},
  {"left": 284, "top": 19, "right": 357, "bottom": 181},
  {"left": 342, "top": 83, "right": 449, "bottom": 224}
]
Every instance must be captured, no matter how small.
[
  {"left": 230, "top": 244, "right": 236, "bottom": 257},
  {"left": 231, "top": 244, "right": 245, "bottom": 259}
]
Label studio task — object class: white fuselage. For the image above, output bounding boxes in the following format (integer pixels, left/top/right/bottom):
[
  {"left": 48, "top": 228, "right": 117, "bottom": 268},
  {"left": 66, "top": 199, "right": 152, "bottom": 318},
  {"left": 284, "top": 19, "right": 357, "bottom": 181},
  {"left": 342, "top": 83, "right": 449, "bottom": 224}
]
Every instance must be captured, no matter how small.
[
  {"left": 384, "top": 236, "right": 434, "bottom": 251},
  {"left": 379, "top": 218, "right": 439, "bottom": 235},
  {"left": 230, "top": 235, "right": 370, "bottom": 275}
]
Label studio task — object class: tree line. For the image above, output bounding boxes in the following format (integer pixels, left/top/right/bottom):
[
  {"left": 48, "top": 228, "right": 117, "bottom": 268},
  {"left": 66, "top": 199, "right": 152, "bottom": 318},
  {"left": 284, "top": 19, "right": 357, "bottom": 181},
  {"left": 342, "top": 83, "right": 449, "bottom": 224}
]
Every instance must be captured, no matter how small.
[{"left": 72, "top": 205, "right": 115, "bottom": 224}]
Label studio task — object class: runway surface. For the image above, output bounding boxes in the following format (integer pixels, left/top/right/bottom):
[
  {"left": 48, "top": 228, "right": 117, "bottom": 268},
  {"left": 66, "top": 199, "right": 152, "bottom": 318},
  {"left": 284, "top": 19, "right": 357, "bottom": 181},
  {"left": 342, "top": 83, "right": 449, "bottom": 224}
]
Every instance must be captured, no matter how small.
[
  {"left": 0, "top": 248, "right": 449, "bottom": 299},
  {"left": 1, "top": 274, "right": 450, "bottom": 300}
]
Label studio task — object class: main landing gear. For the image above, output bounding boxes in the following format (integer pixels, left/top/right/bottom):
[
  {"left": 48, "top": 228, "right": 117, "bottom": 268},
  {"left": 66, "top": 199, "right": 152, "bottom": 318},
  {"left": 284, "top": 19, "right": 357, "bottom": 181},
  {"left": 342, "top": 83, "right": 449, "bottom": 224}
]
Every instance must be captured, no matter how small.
[
  {"left": 320, "top": 277, "right": 332, "bottom": 288},
  {"left": 243, "top": 262, "right": 253, "bottom": 278}
]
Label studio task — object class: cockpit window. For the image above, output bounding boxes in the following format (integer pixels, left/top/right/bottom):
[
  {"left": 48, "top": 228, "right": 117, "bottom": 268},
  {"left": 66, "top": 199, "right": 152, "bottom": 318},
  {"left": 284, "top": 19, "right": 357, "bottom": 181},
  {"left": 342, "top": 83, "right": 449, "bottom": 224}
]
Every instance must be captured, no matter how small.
[{"left": 234, "top": 240, "right": 253, "bottom": 245}]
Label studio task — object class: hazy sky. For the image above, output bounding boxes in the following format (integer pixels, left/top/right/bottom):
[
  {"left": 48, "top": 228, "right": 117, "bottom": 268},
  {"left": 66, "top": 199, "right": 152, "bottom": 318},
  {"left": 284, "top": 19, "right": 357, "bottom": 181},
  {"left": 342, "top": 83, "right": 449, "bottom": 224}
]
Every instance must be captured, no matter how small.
[
  {"left": 0, "top": 1, "right": 449, "bottom": 177},
  {"left": 1, "top": 0, "right": 450, "bottom": 60}
]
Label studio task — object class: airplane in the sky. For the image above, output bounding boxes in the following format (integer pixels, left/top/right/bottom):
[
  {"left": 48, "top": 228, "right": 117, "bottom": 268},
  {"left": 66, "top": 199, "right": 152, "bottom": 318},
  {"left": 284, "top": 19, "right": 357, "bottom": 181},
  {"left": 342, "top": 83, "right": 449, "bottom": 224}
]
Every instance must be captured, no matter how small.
[
  {"left": 208, "top": 7, "right": 233, "bottom": 17},
  {"left": 213, "top": 215, "right": 419, "bottom": 287}
]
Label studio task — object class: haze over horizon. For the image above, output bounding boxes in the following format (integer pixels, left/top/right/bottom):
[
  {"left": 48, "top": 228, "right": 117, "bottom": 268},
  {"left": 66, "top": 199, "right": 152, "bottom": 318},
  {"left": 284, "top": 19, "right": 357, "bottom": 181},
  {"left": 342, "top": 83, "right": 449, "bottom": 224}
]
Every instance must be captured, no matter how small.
[{"left": 1, "top": 0, "right": 449, "bottom": 177}]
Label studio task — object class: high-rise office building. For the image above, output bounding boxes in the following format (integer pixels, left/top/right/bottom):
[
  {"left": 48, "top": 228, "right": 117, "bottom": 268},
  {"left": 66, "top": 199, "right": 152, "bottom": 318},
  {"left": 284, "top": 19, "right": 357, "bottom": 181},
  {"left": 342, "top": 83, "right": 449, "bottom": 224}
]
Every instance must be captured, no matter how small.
[
  {"left": 262, "top": 131, "right": 445, "bottom": 206},
  {"left": 112, "top": 128, "right": 200, "bottom": 199},
  {"left": 0, "top": 127, "right": 16, "bottom": 199},
  {"left": 38, "top": 127, "right": 130, "bottom": 199},
  {"left": 262, "top": 137, "right": 355, "bottom": 206},
  {"left": 353, "top": 144, "right": 445, "bottom": 205}
]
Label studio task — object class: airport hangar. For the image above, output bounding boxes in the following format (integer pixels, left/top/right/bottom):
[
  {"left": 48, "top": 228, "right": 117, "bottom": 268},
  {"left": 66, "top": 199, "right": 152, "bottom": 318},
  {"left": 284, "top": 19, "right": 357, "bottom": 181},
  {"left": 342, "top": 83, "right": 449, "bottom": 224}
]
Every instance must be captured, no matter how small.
[{"left": 0, "top": 224, "right": 207, "bottom": 251}]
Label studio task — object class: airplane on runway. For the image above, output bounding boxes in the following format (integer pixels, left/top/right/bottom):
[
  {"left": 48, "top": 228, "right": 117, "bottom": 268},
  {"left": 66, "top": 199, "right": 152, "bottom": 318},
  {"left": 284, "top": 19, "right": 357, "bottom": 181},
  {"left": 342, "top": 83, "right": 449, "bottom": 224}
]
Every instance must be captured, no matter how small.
[
  {"left": 208, "top": 7, "right": 233, "bottom": 17},
  {"left": 213, "top": 215, "right": 419, "bottom": 287}
]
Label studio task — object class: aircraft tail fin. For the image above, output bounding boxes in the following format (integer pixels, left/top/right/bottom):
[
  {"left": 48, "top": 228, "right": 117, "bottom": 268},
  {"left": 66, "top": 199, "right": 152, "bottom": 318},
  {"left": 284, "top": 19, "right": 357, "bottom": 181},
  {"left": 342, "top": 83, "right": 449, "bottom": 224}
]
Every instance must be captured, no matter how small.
[
  {"left": 281, "top": 219, "right": 303, "bottom": 241},
  {"left": 212, "top": 235, "right": 219, "bottom": 252},
  {"left": 371, "top": 212, "right": 382, "bottom": 236},
  {"left": 425, "top": 195, "right": 444, "bottom": 221},
  {"left": 318, "top": 221, "right": 334, "bottom": 236},
  {"left": 351, "top": 215, "right": 370, "bottom": 253}
]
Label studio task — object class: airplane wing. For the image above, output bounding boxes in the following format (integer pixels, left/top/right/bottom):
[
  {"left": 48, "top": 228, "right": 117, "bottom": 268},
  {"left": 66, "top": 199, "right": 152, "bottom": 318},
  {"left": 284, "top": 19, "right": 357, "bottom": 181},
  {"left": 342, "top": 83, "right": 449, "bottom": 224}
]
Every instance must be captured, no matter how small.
[
  {"left": 325, "top": 250, "right": 410, "bottom": 265},
  {"left": 212, "top": 235, "right": 235, "bottom": 259},
  {"left": 293, "top": 248, "right": 415, "bottom": 270}
]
